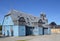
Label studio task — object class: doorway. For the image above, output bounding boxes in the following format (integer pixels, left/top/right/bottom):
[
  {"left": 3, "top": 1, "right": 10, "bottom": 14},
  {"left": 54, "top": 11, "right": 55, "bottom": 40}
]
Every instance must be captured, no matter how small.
[{"left": 26, "top": 26, "right": 34, "bottom": 36}]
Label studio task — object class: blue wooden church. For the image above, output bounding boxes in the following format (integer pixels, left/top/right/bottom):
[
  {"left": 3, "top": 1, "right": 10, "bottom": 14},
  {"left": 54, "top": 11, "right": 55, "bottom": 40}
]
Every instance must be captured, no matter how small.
[{"left": 2, "top": 10, "right": 51, "bottom": 36}]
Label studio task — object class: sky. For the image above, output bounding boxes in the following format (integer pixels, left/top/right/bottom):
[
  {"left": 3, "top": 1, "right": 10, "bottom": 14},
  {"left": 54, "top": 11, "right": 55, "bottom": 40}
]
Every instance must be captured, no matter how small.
[{"left": 0, "top": 0, "right": 60, "bottom": 25}]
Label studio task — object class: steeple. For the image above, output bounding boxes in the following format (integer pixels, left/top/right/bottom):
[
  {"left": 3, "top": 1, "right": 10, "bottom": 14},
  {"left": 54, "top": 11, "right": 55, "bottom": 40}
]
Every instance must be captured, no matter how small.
[
  {"left": 40, "top": 12, "right": 46, "bottom": 18},
  {"left": 39, "top": 12, "right": 48, "bottom": 24}
]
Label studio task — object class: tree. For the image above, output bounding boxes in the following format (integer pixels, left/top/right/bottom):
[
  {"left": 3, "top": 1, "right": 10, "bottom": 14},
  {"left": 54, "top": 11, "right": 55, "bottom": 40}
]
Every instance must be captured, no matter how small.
[
  {"left": 50, "top": 22, "right": 57, "bottom": 26},
  {"left": 50, "top": 22, "right": 57, "bottom": 28}
]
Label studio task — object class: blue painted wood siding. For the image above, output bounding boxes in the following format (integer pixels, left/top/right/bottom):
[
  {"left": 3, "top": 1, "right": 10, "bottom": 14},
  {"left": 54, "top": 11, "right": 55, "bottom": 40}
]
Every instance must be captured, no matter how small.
[
  {"left": 43, "top": 28, "right": 51, "bottom": 35},
  {"left": 19, "top": 26, "right": 26, "bottom": 36},
  {"left": 13, "top": 26, "right": 19, "bottom": 36},
  {"left": 2, "top": 16, "right": 14, "bottom": 36},
  {"left": 33, "top": 27, "right": 51, "bottom": 35},
  {"left": 33, "top": 27, "right": 41, "bottom": 35},
  {"left": 2, "top": 26, "right": 12, "bottom": 36},
  {"left": 39, "top": 27, "right": 43, "bottom": 35}
]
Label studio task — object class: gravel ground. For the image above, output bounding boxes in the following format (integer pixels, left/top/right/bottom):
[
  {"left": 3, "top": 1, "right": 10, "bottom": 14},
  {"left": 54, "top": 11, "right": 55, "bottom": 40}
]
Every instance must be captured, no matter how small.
[
  {"left": 29, "top": 34, "right": 60, "bottom": 41},
  {"left": 0, "top": 34, "right": 60, "bottom": 41}
]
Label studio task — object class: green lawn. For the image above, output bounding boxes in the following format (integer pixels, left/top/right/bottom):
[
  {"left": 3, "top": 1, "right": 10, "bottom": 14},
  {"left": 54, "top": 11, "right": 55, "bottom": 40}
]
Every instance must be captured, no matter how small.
[{"left": 17, "top": 40, "right": 27, "bottom": 41}]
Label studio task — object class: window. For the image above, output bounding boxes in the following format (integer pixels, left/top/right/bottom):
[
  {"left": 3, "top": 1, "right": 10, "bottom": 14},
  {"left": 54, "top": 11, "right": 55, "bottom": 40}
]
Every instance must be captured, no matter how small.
[
  {"left": 38, "top": 19, "right": 42, "bottom": 23},
  {"left": 18, "top": 17, "right": 25, "bottom": 22}
]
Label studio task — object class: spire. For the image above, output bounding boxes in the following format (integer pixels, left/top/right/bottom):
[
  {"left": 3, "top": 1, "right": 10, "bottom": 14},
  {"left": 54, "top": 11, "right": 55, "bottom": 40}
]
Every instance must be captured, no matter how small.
[
  {"left": 40, "top": 12, "right": 46, "bottom": 17},
  {"left": 41, "top": 12, "right": 45, "bottom": 14}
]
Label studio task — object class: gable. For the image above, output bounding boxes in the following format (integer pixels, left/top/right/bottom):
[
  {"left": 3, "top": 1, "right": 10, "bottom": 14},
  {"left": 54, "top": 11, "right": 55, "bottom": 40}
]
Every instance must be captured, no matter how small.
[{"left": 3, "top": 16, "right": 14, "bottom": 25}]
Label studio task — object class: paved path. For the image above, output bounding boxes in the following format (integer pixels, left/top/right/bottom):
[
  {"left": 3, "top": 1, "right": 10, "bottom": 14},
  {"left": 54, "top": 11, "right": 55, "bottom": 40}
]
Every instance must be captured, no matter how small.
[
  {"left": 0, "top": 34, "right": 60, "bottom": 41},
  {"left": 29, "top": 34, "right": 60, "bottom": 41}
]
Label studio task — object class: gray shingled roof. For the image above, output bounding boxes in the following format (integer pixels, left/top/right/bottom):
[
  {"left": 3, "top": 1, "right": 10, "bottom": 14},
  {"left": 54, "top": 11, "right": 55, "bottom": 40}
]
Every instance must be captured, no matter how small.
[
  {"left": 5, "top": 9, "right": 49, "bottom": 28},
  {"left": 6, "top": 10, "right": 40, "bottom": 26}
]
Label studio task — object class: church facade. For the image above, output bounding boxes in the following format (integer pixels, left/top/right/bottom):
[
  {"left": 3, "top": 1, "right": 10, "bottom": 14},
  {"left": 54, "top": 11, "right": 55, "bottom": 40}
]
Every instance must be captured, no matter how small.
[{"left": 2, "top": 10, "right": 51, "bottom": 36}]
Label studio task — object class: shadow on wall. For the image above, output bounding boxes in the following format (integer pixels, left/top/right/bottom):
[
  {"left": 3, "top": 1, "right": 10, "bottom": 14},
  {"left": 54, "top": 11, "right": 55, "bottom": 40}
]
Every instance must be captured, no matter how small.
[{"left": 0, "top": 25, "right": 2, "bottom": 31}]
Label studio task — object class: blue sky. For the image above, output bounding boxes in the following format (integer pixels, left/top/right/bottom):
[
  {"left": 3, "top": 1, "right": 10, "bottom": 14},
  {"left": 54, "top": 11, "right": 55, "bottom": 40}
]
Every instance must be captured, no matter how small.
[{"left": 0, "top": 0, "right": 60, "bottom": 25}]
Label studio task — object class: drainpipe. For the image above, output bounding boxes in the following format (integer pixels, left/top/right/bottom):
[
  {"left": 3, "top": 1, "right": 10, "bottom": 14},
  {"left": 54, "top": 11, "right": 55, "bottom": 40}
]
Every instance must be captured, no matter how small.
[{"left": 2, "top": 16, "right": 5, "bottom": 36}]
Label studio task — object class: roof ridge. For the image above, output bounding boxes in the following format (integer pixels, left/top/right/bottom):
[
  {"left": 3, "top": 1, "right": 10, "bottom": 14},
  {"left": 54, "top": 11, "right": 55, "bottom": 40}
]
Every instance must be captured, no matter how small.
[{"left": 10, "top": 9, "right": 39, "bottom": 18}]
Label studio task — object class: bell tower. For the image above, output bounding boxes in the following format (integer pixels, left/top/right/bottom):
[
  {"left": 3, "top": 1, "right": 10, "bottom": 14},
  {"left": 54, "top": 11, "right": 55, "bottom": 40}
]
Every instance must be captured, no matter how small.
[
  {"left": 40, "top": 12, "right": 46, "bottom": 20},
  {"left": 38, "top": 12, "right": 48, "bottom": 27}
]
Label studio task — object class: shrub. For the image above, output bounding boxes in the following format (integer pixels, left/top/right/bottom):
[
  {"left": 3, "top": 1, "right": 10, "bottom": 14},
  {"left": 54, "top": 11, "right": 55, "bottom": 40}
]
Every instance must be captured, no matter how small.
[{"left": 0, "top": 25, "right": 2, "bottom": 31}]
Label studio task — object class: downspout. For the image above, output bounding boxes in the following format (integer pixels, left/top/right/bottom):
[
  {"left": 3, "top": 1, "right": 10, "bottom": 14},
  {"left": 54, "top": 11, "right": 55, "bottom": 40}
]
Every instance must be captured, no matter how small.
[{"left": 2, "top": 16, "right": 5, "bottom": 36}]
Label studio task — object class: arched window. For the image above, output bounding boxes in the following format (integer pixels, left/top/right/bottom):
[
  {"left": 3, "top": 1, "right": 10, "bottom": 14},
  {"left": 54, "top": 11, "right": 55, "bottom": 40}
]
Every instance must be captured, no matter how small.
[
  {"left": 38, "top": 19, "right": 45, "bottom": 27},
  {"left": 18, "top": 17, "right": 26, "bottom": 25},
  {"left": 38, "top": 19, "right": 42, "bottom": 27},
  {"left": 38, "top": 19, "right": 42, "bottom": 23},
  {"left": 18, "top": 17, "right": 26, "bottom": 22},
  {"left": 38, "top": 19, "right": 45, "bottom": 24}
]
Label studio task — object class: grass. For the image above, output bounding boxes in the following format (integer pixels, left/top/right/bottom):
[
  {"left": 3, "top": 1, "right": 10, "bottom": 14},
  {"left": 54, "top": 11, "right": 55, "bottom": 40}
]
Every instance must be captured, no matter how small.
[
  {"left": 17, "top": 40, "right": 27, "bottom": 41},
  {"left": 17, "top": 39, "right": 31, "bottom": 41}
]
